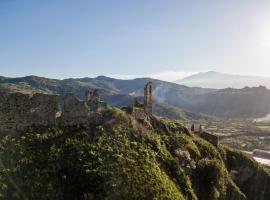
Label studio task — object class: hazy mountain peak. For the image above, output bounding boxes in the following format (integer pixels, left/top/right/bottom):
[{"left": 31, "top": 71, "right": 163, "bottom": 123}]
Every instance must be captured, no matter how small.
[{"left": 176, "top": 71, "right": 270, "bottom": 89}]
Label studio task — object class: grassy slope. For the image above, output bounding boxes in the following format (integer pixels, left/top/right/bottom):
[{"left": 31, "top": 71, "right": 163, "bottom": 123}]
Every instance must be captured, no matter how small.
[
  {"left": 0, "top": 108, "right": 268, "bottom": 200},
  {"left": 221, "top": 146, "right": 270, "bottom": 200}
]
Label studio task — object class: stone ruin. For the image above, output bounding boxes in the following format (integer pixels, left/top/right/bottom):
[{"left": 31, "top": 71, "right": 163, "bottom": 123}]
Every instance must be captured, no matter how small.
[
  {"left": 0, "top": 81, "right": 220, "bottom": 145},
  {"left": 144, "top": 82, "right": 153, "bottom": 115},
  {"left": 85, "top": 89, "right": 105, "bottom": 111},
  {"left": 200, "top": 131, "right": 219, "bottom": 147},
  {"left": 0, "top": 80, "right": 220, "bottom": 146},
  {"left": 190, "top": 123, "right": 219, "bottom": 147},
  {"left": 0, "top": 82, "right": 153, "bottom": 134},
  {"left": 123, "top": 82, "right": 153, "bottom": 120},
  {"left": 190, "top": 124, "right": 202, "bottom": 133},
  {"left": 0, "top": 90, "right": 106, "bottom": 134}
]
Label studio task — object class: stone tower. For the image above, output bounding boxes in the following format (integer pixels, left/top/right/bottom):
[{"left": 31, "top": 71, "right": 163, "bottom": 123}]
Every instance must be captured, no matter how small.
[{"left": 144, "top": 82, "right": 153, "bottom": 114}]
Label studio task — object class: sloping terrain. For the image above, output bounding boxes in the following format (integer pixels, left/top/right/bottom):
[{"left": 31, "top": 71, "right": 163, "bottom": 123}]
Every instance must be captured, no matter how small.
[
  {"left": 186, "top": 86, "right": 270, "bottom": 118},
  {"left": 0, "top": 107, "right": 269, "bottom": 200},
  {"left": 153, "top": 101, "right": 214, "bottom": 121}
]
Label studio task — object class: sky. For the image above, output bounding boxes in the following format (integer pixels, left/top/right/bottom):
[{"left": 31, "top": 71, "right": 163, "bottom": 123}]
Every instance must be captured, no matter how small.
[{"left": 1, "top": 0, "right": 270, "bottom": 81}]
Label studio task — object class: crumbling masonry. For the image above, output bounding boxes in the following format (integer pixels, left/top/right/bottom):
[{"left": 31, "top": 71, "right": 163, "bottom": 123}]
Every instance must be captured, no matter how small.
[
  {"left": 144, "top": 82, "right": 153, "bottom": 115},
  {"left": 0, "top": 90, "right": 106, "bottom": 134},
  {"left": 190, "top": 124, "right": 219, "bottom": 147},
  {"left": 0, "top": 82, "right": 154, "bottom": 134},
  {"left": 123, "top": 82, "right": 153, "bottom": 120}
]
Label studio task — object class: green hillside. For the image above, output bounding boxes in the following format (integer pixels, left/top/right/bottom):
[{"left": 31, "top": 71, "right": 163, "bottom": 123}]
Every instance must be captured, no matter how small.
[{"left": 0, "top": 107, "right": 269, "bottom": 200}]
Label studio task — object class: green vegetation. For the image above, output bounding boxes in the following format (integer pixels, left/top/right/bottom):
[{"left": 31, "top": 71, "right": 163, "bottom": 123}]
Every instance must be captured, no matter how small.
[
  {"left": 0, "top": 108, "right": 269, "bottom": 200},
  {"left": 221, "top": 146, "right": 270, "bottom": 200}
]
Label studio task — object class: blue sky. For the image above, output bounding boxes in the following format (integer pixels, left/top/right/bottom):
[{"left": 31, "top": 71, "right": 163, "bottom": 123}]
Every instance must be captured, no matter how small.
[{"left": 1, "top": 0, "right": 270, "bottom": 80}]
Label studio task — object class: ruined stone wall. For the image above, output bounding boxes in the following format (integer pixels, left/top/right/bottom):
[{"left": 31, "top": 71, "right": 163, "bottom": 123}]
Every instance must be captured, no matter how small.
[
  {"left": 0, "top": 93, "right": 60, "bottom": 134},
  {"left": 0, "top": 91, "right": 106, "bottom": 134},
  {"left": 144, "top": 82, "right": 153, "bottom": 114},
  {"left": 59, "top": 93, "right": 89, "bottom": 126},
  {"left": 200, "top": 131, "right": 219, "bottom": 147},
  {"left": 131, "top": 107, "right": 148, "bottom": 120}
]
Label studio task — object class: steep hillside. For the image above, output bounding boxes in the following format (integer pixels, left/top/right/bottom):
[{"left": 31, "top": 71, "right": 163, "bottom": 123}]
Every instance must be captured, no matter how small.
[
  {"left": 153, "top": 101, "right": 214, "bottom": 122},
  {"left": 0, "top": 107, "right": 269, "bottom": 200},
  {"left": 188, "top": 86, "right": 270, "bottom": 118}
]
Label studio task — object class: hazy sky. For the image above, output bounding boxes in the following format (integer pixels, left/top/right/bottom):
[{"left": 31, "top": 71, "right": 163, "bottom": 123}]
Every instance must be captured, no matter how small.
[{"left": 1, "top": 0, "right": 270, "bottom": 81}]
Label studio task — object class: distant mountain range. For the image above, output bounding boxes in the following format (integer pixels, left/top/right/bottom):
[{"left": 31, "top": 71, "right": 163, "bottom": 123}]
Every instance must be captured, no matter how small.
[
  {"left": 1, "top": 74, "right": 270, "bottom": 118},
  {"left": 175, "top": 71, "right": 270, "bottom": 89}
]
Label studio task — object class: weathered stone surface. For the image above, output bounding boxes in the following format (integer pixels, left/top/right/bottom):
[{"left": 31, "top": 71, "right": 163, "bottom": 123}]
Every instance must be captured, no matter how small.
[
  {"left": 144, "top": 82, "right": 153, "bottom": 115},
  {"left": 122, "top": 82, "right": 153, "bottom": 121},
  {"left": 0, "top": 90, "right": 107, "bottom": 134},
  {"left": 59, "top": 93, "right": 88, "bottom": 126},
  {"left": 0, "top": 93, "right": 60, "bottom": 134},
  {"left": 85, "top": 89, "right": 106, "bottom": 111},
  {"left": 122, "top": 106, "right": 148, "bottom": 121},
  {"left": 131, "top": 107, "right": 148, "bottom": 120},
  {"left": 200, "top": 131, "right": 219, "bottom": 147},
  {"left": 190, "top": 124, "right": 219, "bottom": 146},
  {"left": 190, "top": 124, "right": 202, "bottom": 133}
]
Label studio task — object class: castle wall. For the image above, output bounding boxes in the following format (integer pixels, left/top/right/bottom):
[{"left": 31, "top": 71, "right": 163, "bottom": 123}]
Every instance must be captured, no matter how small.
[
  {"left": 0, "top": 93, "right": 60, "bottom": 134},
  {"left": 0, "top": 91, "right": 106, "bottom": 134},
  {"left": 131, "top": 107, "right": 148, "bottom": 120},
  {"left": 60, "top": 93, "right": 88, "bottom": 126},
  {"left": 200, "top": 131, "right": 219, "bottom": 147}
]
